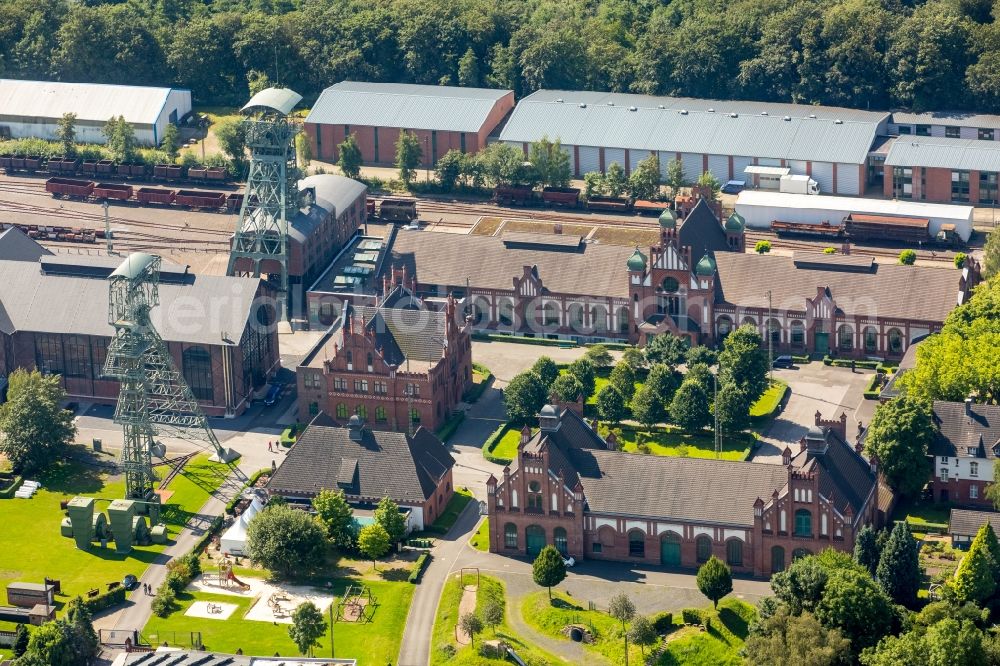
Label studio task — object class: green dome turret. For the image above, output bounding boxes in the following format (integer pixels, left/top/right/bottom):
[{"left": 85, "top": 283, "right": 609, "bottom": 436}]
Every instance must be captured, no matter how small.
[
  {"left": 695, "top": 253, "right": 716, "bottom": 277},
  {"left": 626, "top": 248, "right": 647, "bottom": 272},
  {"left": 659, "top": 209, "right": 677, "bottom": 229},
  {"left": 725, "top": 211, "right": 746, "bottom": 232}
]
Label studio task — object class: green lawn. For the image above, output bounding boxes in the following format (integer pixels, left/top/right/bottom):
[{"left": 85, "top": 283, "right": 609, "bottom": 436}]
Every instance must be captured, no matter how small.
[
  {"left": 469, "top": 518, "right": 490, "bottom": 552},
  {"left": 490, "top": 427, "right": 522, "bottom": 462},
  {"left": 599, "top": 425, "right": 752, "bottom": 461},
  {"left": 892, "top": 497, "right": 953, "bottom": 537},
  {"left": 144, "top": 576, "right": 414, "bottom": 664},
  {"left": 657, "top": 599, "right": 756, "bottom": 666},
  {"left": 0, "top": 449, "right": 230, "bottom": 621},
  {"left": 431, "top": 573, "right": 561, "bottom": 666},
  {"left": 430, "top": 487, "right": 473, "bottom": 534},
  {"left": 750, "top": 380, "right": 789, "bottom": 420}
]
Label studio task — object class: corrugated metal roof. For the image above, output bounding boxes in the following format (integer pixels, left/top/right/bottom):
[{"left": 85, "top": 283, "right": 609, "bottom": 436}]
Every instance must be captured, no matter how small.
[
  {"left": 891, "top": 109, "right": 1000, "bottom": 130},
  {"left": 500, "top": 95, "right": 882, "bottom": 164},
  {"left": 885, "top": 136, "right": 1000, "bottom": 172},
  {"left": 305, "top": 81, "right": 511, "bottom": 133},
  {"left": 735, "top": 190, "right": 974, "bottom": 222},
  {"left": 0, "top": 79, "right": 181, "bottom": 125},
  {"left": 242, "top": 87, "right": 302, "bottom": 116}
]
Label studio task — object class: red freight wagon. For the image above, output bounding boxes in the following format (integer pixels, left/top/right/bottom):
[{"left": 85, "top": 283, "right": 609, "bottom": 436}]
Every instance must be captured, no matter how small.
[
  {"left": 541, "top": 186, "right": 581, "bottom": 208},
  {"left": 175, "top": 189, "right": 225, "bottom": 209},
  {"left": 93, "top": 182, "right": 133, "bottom": 200},
  {"left": 46, "top": 177, "right": 95, "bottom": 199},
  {"left": 136, "top": 187, "right": 176, "bottom": 206}
]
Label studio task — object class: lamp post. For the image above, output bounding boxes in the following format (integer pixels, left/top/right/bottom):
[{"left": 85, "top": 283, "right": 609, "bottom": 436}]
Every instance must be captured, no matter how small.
[
  {"left": 714, "top": 371, "right": 720, "bottom": 459},
  {"left": 766, "top": 289, "right": 773, "bottom": 385}
]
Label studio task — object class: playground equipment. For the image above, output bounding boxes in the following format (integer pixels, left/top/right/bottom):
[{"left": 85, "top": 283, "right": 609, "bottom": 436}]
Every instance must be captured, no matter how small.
[
  {"left": 335, "top": 584, "right": 377, "bottom": 624},
  {"left": 218, "top": 561, "right": 251, "bottom": 591}
]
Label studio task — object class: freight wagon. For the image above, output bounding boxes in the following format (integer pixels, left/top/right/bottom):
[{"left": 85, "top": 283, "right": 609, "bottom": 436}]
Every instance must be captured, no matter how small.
[{"left": 43, "top": 177, "right": 237, "bottom": 213}]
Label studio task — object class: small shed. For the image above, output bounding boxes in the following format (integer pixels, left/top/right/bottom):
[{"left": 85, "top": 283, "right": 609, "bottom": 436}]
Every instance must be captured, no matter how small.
[
  {"left": 6, "top": 582, "right": 54, "bottom": 608},
  {"left": 949, "top": 508, "right": 1000, "bottom": 549}
]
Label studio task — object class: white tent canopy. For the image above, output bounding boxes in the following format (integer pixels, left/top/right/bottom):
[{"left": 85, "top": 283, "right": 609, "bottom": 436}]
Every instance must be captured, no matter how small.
[
  {"left": 743, "top": 165, "right": 790, "bottom": 176},
  {"left": 220, "top": 496, "right": 264, "bottom": 556}
]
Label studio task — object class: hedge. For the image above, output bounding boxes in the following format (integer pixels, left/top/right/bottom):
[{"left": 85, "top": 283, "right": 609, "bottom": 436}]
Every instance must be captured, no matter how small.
[
  {"left": 823, "top": 356, "right": 899, "bottom": 373},
  {"left": 224, "top": 468, "right": 271, "bottom": 514},
  {"left": 280, "top": 424, "right": 303, "bottom": 447},
  {"left": 435, "top": 412, "right": 465, "bottom": 443},
  {"left": 482, "top": 424, "right": 514, "bottom": 465},
  {"left": 82, "top": 586, "right": 126, "bottom": 614},
  {"left": 0, "top": 475, "right": 24, "bottom": 499},
  {"left": 584, "top": 341, "right": 630, "bottom": 351},
  {"left": 408, "top": 553, "right": 432, "bottom": 584},
  {"left": 464, "top": 365, "right": 494, "bottom": 404},
  {"left": 680, "top": 608, "right": 702, "bottom": 625},
  {"left": 792, "top": 355, "right": 812, "bottom": 364},
  {"left": 863, "top": 373, "right": 883, "bottom": 400},
  {"left": 652, "top": 612, "right": 674, "bottom": 633}
]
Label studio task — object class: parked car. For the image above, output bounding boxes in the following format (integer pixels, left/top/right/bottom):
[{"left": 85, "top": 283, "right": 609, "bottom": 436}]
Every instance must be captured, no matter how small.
[
  {"left": 564, "top": 557, "right": 576, "bottom": 568},
  {"left": 263, "top": 382, "right": 284, "bottom": 407},
  {"left": 772, "top": 355, "right": 794, "bottom": 369},
  {"left": 122, "top": 574, "right": 139, "bottom": 591},
  {"left": 721, "top": 179, "right": 746, "bottom": 194}
]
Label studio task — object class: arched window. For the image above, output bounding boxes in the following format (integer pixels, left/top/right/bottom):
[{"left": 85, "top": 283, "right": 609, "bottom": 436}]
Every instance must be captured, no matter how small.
[
  {"left": 498, "top": 300, "right": 514, "bottom": 327},
  {"left": 554, "top": 527, "right": 568, "bottom": 555},
  {"left": 767, "top": 318, "right": 781, "bottom": 346},
  {"left": 662, "top": 276, "right": 680, "bottom": 293},
  {"left": 541, "top": 301, "right": 560, "bottom": 327},
  {"left": 888, "top": 328, "right": 904, "bottom": 354},
  {"left": 345, "top": 350, "right": 353, "bottom": 370},
  {"left": 790, "top": 320, "right": 805, "bottom": 346},
  {"left": 504, "top": 522, "right": 518, "bottom": 549},
  {"left": 727, "top": 539, "right": 743, "bottom": 566},
  {"left": 375, "top": 406, "right": 387, "bottom": 422},
  {"left": 366, "top": 352, "right": 374, "bottom": 371},
  {"left": 741, "top": 316, "right": 756, "bottom": 328},
  {"left": 182, "top": 346, "right": 214, "bottom": 401},
  {"left": 837, "top": 325, "right": 853, "bottom": 351},
  {"left": 864, "top": 326, "right": 878, "bottom": 352},
  {"left": 628, "top": 530, "right": 645, "bottom": 557},
  {"left": 794, "top": 509, "right": 812, "bottom": 537},
  {"left": 527, "top": 481, "right": 543, "bottom": 510},
  {"left": 591, "top": 305, "right": 608, "bottom": 333},
  {"left": 336, "top": 403, "right": 348, "bottom": 419},
  {"left": 511, "top": 489, "right": 518, "bottom": 508},
  {"left": 409, "top": 408, "right": 420, "bottom": 424},
  {"left": 618, "top": 307, "right": 629, "bottom": 333},
  {"left": 468, "top": 298, "right": 490, "bottom": 326},
  {"left": 696, "top": 535, "right": 712, "bottom": 562},
  {"left": 568, "top": 303, "right": 585, "bottom": 330},
  {"left": 771, "top": 546, "right": 785, "bottom": 573},
  {"left": 355, "top": 404, "right": 367, "bottom": 420},
  {"left": 717, "top": 316, "right": 733, "bottom": 337}
]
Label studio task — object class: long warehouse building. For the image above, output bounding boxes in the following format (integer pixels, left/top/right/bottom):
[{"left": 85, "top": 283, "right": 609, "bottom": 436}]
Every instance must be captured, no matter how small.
[
  {"left": 498, "top": 90, "right": 890, "bottom": 196},
  {"left": 0, "top": 79, "right": 192, "bottom": 146}
]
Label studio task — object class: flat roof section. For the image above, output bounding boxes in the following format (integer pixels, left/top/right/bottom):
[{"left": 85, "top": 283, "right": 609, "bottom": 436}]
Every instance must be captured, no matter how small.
[{"left": 885, "top": 136, "right": 1000, "bottom": 173}]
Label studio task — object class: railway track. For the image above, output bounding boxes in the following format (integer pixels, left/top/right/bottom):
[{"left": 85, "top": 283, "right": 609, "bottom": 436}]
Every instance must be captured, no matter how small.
[{"left": 386, "top": 196, "right": 661, "bottom": 229}]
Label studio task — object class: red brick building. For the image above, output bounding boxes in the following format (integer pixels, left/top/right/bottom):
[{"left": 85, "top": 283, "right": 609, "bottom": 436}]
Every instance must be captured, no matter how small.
[
  {"left": 296, "top": 283, "right": 472, "bottom": 432},
  {"left": 267, "top": 412, "right": 455, "bottom": 530},
  {"left": 927, "top": 399, "right": 1000, "bottom": 506},
  {"left": 487, "top": 406, "right": 883, "bottom": 577},
  {"left": 884, "top": 136, "right": 1000, "bottom": 204},
  {"left": 303, "top": 81, "right": 515, "bottom": 167}
]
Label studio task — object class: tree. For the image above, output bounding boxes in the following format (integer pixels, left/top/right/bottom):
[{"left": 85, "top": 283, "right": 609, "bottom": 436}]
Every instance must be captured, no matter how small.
[
  {"left": 715, "top": 380, "right": 752, "bottom": 434},
  {"left": 479, "top": 142, "right": 529, "bottom": 187},
  {"left": 608, "top": 592, "right": 636, "bottom": 660},
  {"left": 584, "top": 344, "right": 614, "bottom": 369},
  {"left": 984, "top": 227, "right": 1000, "bottom": 279},
  {"left": 685, "top": 346, "right": 717, "bottom": 368},
  {"left": 531, "top": 356, "right": 560, "bottom": 388},
  {"left": 0, "top": 369, "right": 76, "bottom": 474},
  {"left": 954, "top": 252, "right": 967, "bottom": 269},
  {"left": 18, "top": 620, "right": 75, "bottom": 666},
  {"left": 12, "top": 624, "right": 29, "bottom": 657},
  {"left": 631, "top": 384, "right": 665, "bottom": 429},
  {"left": 646, "top": 363, "right": 682, "bottom": 405},
  {"left": 876, "top": 521, "right": 920, "bottom": 607},
  {"left": 597, "top": 384, "right": 627, "bottom": 425},
  {"left": 645, "top": 333, "right": 687, "bottom": 368},
  {"left": 357, "top": 522, "right": 391, "bottom": 570},
  {"left": 899, "top": 249, "right": 917, "bottom": 265},
  {"left": 816, "top": 569, "right": 896, "bottom": 651},
  {"left": 213, "top": 117, "right": 245, "bottom": 164},
  {"left": 953, "top": 525, "right": 997, "bottom": 604},
  {"left": 102, "top": 115, "right": 138, "bottom": 163},
  {"left": 245, "top": 504, "right": 327, "bottom": 576},
  {"left": 246, "top": 69, "right": 271, "bottom": 97},
  {"left": 435, "top": 149, "right": 464, "bottom": 191},
  {"left": 337, "top": 134, "right": 363, "bottom": 180},
  {"left": 697, "top": 556, "right": 733, "bottom": 608},
  {"left": 481, "top": 597, "right": 503, "bottom": 635},
  {"left": 670, "top": 378, "right": 712, "bottom": 431},
  {"left": 532, "top": 545, "right": 566, "bottom": 599},
  {"left": 622, "top": 346, "right": 646, "bottom": 370},
  {"left": 718, "top": 324, "right": 769, "bottom": 404},
  {"left": 528, "top": 136, "right": 571, "bottom": 187},
  {"left": 459, "top": 611, "right": 484, "bottom": 647},
  {"left": 567, "top": 358, "right": 597, "bottom": 399},
  {"left": 771, "top": 556, "right": 831, "bottom": 614},
  {"left": 861, "top": 617, "right": 987, "bottom": 666},
  {"left": 854, "top": 525, "right": 881, "bottom": 577},
  {"left": 550, "top": 373, "right": 584, "bottom": 403},
  {"left": 604, "top": 162, "right": 626, "bottom": 197},
  {"left": 696, "top": 171, "right": 721, "bottom": 199},
  {"left": 503, "top": 371, "right": 548, "bottom": 425},
  {"left": 755, "top": 240, "right": 772, "bottom": 254},
  {"left": 395, "top": 130, "right": 423, "bottom": 184},
  {"left": 609, "top": 361, "right": 637, "bottom": 400},
  {"left": 296, "top": 132, "right": 312, "bottom": 169},
  {"left": 627, "top": 615, "right": 656, "bottom": 656},
  {"left": 374, "top": 495, "right": 407, "bottom": 543},
  {"left": 981, "top": 523, "right": 1000, "bottom": 583},
  {"left": 665, "top": 158, "right": 685, "bottom": 194},
  {"left": 56, "top": 112, "right": 76, "bottom": 156},
  {"left": 288, "top": 601, "right": 327, "bottom": 656},
  {"left": 312, "top": 489, "right": 354, "bottom": 548},
  {"left": 457, "top": 47, "right": 481, "bottom": 87},
  {"left": 864, "top": 396, "right": 934, "bottom": 498},
  {"left": 161, "top": 123, "right": 179, "bottom": 161},
  {"left": 628, "top": 153, "right": 661, "bottom": 200},
  {"left": 584, "top": 172, "right": 605, "bottom": 198},
  {"left": 745, "top": 606, "right": 852, "bottom": 666}
]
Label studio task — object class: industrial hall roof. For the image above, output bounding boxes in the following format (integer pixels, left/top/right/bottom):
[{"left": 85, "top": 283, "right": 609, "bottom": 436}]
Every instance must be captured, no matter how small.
[
  {"left": 712, "top": 252, "right": 961, "bottom": 323},
  {"left": 385, "top": 230, "right": 635, "bottom": 299},
  {"left": 0, "top": 79, "right": 186, "bottom": 126},
  {"left": 891, "top": 109, "right": 1000, "bottom": 130},
  {"left": 267, "top": 412, "right": 454, "bottom": 504},
  {"left": 885, "top": 136, "right": 1000, "bottom": 172},
  {"left": 305, "top": 81, "right": 512, "bottom": 133},
  {"left": 499, "top": 89, "right": 888, "bottom": 165},
  {"left": 0, "top": 235, "right": 265, "bottom": 346}
]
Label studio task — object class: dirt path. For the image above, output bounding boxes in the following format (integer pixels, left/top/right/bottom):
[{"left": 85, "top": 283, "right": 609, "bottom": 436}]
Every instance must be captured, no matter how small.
[{"left": 455, "top": 582, "right": 478, "bottom": 644}]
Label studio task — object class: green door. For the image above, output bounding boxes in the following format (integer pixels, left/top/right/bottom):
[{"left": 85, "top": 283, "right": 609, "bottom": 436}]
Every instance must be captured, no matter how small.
[
  {"left": 814, "top": 332, "right": 829, "bottom": 354},
  {"left": 526, "top": 526, "right": 546, "bottom": 558},
  {"left": 660, "top": 534, "right": 681, "bottom": 567}
]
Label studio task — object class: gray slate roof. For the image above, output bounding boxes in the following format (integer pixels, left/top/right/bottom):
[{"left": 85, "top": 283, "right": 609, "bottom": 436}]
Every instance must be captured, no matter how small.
[
  {"left": 931, "top": 400, "right": 1000, "bottom": 459},
  {"left": 0, "top": 228, "right": 52, "bottom": 262},
  {"left": 885, "top": 136, "right": 1000, "bottom": 172},
  {"left": 0, "top": 255, "right": 263, "bottom": 345},
  {"left": 499, "top": 89, "right": 886, "bottom": 165},
  {"left": 677, "top": 198, "right": 729, "bottom": 261},
  {"left": 267, "top": 413, "right": 454, "bottom": 503},
  {"left": 791, "top": 429, "right": 877, "bottom": 518},
  {"left": 305, "top": 81, "right": 511, "bottom": 133},
  {"left": 950, "top": 509, "right": 1000, "bottom": 538}
]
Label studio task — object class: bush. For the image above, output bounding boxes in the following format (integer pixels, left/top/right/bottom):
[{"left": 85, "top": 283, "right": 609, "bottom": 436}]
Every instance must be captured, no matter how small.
[
  {"left": 82, "top": 586, "right": 126, "bottom": 614},
  {"left": 409, "top": 553, "right": 432, "bottom": 583},
  {"left": 863, "top": 373, "right": 883, "bottom": 400},
  {"left": 680, "top": 608, "right": 702, "bottom": 625},
  {"left": 954, "top": 252, "right": 967, "bottom": 269},
  {"left": 754, "top": 240, "right": 771, "bottom": 254},
  {"left": 435, "top": 412, "right": 465, "bottom": 443},
  {"left": 823, "top": 246, "right": 837, "bottom": 254},
  {"left": 652, "top": 611, "right": 674, "bottom": 632},
  {"left": 151, "top": 585, "right": 177, "bottom": 617},
  {"left": 164, "top": 571, "right": 188, "bottom": 594},
  {"left": 898, "top": 249, "right": 917, "bottom": 265},
  {"left": 470, "top": 332, "right": 577, "bottom": 348},
  {"left": 482, "top": 424, "right": 514, "bottom": 465}
]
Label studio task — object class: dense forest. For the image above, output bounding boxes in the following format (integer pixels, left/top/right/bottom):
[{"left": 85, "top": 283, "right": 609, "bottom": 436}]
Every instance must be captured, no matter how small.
[{"left": 1, "top": 0, "right": 999, "bottom": 112}]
